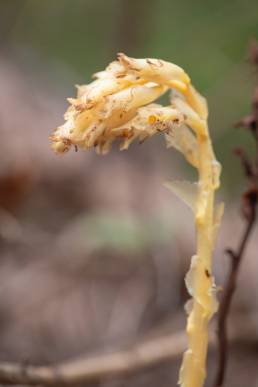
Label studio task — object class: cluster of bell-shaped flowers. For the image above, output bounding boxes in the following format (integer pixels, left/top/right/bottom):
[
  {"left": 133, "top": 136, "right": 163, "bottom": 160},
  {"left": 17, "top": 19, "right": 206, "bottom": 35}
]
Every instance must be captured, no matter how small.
[{"left": 50, "top": 54, "right": 207, "bottom": 169}]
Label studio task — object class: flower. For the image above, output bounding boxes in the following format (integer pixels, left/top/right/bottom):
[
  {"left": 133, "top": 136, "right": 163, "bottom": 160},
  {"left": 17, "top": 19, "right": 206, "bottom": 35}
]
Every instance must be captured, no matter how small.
[{"left": 50, "top": 54, "right": 205, "bottom": 161}]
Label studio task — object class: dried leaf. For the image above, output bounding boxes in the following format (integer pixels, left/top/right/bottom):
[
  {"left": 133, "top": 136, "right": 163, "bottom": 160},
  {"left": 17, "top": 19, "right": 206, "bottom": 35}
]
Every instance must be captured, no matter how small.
[{"left": 164, "top": 180, "right": 198, "bottom": 212}]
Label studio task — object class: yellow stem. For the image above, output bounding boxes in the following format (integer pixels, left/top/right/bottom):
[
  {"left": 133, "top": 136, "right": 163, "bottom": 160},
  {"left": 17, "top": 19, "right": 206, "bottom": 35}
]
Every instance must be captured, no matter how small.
[{"left": 179, "top": 119, "right": 220, "bottom": 387}]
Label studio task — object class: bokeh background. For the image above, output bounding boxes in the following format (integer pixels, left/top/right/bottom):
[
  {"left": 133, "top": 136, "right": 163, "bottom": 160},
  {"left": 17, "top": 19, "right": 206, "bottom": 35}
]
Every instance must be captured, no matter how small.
[{"left": 0, "top": 1, "right": 258, "bottom": 386}]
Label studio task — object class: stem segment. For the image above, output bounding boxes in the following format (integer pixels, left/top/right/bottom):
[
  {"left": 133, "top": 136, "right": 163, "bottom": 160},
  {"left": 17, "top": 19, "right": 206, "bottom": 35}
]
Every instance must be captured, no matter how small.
[{"left": 179, "top": 107, "right": 221, "bottom": 387}]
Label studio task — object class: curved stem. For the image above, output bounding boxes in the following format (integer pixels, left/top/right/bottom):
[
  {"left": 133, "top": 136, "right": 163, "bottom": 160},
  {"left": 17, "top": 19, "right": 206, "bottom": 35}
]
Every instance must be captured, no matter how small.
[{"left": 50, "top": 54, "right": 222, "bottom": 387}]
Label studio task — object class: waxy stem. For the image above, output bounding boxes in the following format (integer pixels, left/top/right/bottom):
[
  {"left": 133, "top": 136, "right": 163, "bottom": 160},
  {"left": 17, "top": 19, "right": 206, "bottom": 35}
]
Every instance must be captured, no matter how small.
[{"left": 180, "top": 121, "right": 219, "bottom": 387}]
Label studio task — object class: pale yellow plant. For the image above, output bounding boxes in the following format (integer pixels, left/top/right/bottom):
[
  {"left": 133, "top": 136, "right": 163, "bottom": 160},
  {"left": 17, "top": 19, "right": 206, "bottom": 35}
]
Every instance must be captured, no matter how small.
[{"left": 50, "top": 54, "right": 223, "bottom": 387}]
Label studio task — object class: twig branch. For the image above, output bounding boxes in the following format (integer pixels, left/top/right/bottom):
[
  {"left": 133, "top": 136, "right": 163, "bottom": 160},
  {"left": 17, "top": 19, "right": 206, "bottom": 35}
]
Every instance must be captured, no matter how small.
[
  {"left": 215, "top": 209, "right": 256, "bottom": 387},
  {"left": 0, "top": 330, "right": 188, "bottom": 386},
  {"left": 214, "top": 40, "right": 258, "bottom": 387},
  {"left": 0, "top": 317, "right": 255, "bottom": 387}
]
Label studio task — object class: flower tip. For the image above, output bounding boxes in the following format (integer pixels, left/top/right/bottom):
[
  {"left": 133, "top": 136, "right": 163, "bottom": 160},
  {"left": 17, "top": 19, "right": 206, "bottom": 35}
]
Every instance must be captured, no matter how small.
[
  {"left": 117, "top": 52, "right": 135, "bottom": 68},
  {"left": 50, "top": 134, "right": 71, "bottom": 154},
  {"left": 67, "top": 97, "right": 77, "bottom": 105},
  {"left": 117, "top": 52, "right": 127, "bottom": 61}
]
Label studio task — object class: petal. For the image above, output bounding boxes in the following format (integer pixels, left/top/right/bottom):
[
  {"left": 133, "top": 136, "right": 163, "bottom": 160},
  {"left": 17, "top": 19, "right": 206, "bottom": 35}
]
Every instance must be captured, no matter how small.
[
  {"left": 118, "top": 53, "right": 190, "bottom": 88},
  {"left": 165, "top": 123, "right": 199, "bottom": 167},
  {"left": 102, "top": 83, "right": 167, "bottom": 119},
  {"left": 171, "top": 96, "right": 206, "bottom": 136}
]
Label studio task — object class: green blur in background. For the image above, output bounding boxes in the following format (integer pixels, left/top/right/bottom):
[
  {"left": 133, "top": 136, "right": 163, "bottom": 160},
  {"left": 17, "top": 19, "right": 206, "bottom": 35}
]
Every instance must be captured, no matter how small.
[{"left": 1, "top": 0, "right": 258, "bottom": 193}]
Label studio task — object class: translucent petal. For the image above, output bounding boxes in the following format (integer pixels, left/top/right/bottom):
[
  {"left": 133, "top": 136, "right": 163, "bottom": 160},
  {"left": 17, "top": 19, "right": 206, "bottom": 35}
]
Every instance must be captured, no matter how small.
[{"left": 165, "top": 123, "right": 199, "bottom": 167}]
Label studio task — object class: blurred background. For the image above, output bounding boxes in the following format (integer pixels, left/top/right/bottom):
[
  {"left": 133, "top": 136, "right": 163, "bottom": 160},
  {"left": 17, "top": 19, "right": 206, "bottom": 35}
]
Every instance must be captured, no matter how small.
[{"left": 0, "top": 1, "right": 258, "bottom": 386}]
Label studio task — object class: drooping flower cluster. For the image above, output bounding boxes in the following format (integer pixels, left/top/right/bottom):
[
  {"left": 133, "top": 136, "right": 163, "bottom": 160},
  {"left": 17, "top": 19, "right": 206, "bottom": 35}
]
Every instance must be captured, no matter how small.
[{"left": 50, "top": 54, "right": 205, "bottom": 168}]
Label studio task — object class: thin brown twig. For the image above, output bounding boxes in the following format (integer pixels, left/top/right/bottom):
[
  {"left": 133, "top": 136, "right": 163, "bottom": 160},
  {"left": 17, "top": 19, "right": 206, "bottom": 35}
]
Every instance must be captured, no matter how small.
[{"left": 215, "top": 40, "right": 258, "bottom": 387}]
